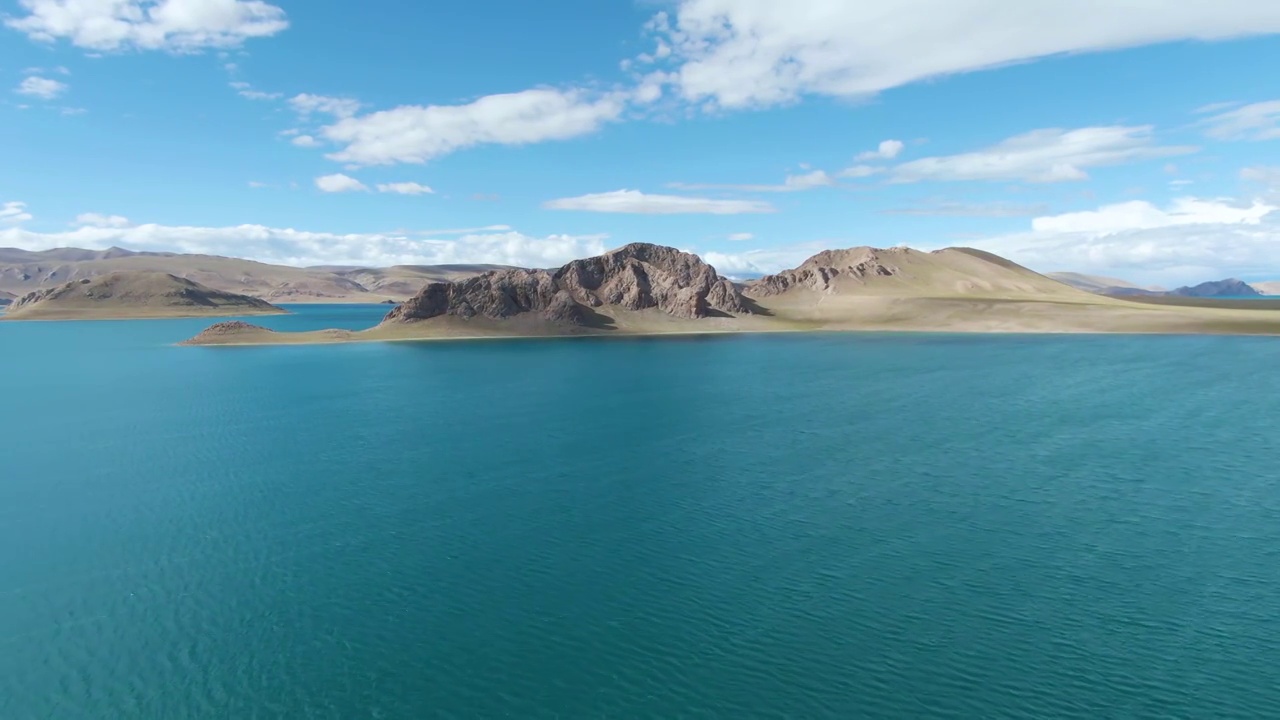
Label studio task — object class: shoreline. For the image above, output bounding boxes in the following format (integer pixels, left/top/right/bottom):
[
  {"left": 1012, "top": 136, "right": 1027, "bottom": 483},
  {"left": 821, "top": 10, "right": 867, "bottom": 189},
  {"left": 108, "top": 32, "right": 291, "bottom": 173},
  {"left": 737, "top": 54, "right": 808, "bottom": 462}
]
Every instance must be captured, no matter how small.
[
  {"left": 176, "top": 322, "right": 1280, "bottom": 348},
  {"left": 0, "top": 308, "right": 291, "bottom": 323}
]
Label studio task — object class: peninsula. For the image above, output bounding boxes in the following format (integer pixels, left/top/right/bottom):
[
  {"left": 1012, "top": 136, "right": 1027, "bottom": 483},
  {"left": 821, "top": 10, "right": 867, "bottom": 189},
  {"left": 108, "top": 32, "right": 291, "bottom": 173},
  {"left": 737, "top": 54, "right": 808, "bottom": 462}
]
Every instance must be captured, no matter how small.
[
  {"left": 4, "top": 271, "right": 287, "bottom": 321},
  {"left": 182, "top": 243, "right": 1280, "bottom": 345}
]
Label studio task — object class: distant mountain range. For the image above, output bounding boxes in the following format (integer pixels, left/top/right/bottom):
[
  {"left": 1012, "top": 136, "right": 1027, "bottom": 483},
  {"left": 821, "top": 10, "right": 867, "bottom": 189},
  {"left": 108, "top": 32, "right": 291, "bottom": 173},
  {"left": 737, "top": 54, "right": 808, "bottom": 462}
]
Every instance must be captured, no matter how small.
[
  {"left": 0, "top": 246, "right": 511, "bottom": 304},
  {"left": 1049, "top": 272, "right": 1275, "bottom": 298}
]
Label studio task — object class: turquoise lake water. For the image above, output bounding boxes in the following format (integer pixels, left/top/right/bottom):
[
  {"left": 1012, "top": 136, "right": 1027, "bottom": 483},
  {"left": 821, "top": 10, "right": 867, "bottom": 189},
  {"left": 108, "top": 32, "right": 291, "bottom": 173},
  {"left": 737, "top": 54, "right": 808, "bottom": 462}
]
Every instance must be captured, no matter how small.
[{"left": 3, "top": 305, "right": 1280, "bottom": 718}]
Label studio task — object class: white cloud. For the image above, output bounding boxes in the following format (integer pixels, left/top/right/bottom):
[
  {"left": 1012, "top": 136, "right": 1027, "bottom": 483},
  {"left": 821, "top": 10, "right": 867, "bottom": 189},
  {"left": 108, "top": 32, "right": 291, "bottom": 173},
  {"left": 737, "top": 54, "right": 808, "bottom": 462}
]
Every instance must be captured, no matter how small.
[
  {"left": 883, "top": 201, "right": 1049, "bottom": 217},
  {"left": 0, "top": 220, "right": 610, "bottom": 269},
  {"left": 891, "top": 126, "right": 1196, "bottom": 183},
  {"left": 1241, "top": 166, "right": 1280, "bottom": 186},
  {"left": 59, "top": 106, "right": 86, "bottom": 115},
  {"left": 1030, "top": 197, "right": 1273, "bottom": 234},
  {"left": 667, "top": 170, "right": 836, "bottom": 193},
  {"left": 1202, "top": 100, "right": 1280, "bottom": 141},
  {"left": 289, "top": 93, "right": 361, "bottom": 119},
  {"left": 703, "top": 242, "right": 830, "bottom": 275},
  {"left": 411, "top": 225, "right": 513, "bottom": 235},
  {"left": 75, "top": 213, "right": 131, "bottom": 228},
  {"left": 838, "top": 164, "right": 882, "bottom": 179},
  {"left": 321, "top": 87, "right": 627, "bottom": 166},
  {"left": 727, "top": 232, "right": 754, "bottom": 241},
  {"left": 6, "top": 0, "right": 289, "bottom": 52},
  {"left": 855, "top": 139, "right": 905, "bottom": 161},
  {"left": 15, "top": 75, "right": 67, "bottom": 99},
  {"left": 247, "top": 180, "right": 272, "bottom": 188},
  {"left": 544, "top": 189, "right": 775, "bottom": 214},
  {"left": 376, "top": 182, "right": 435, "bottom": 195},
  {"left": 1, "top": 201, "right": 33, "bottom": 224},
  {"left": 290, "top": 134, "right": 321, "bottom": 148},
  {"left": 314, "top": 173, "right": 368, "bottom": 193},
  {"left": 20, "top": 65, "right": 70, "bottom": 75},
  {"left": 971, "top": 196, "right": 1280, "bottom": 285},
  {"left": 649, "top": 1, "right": 1280, "bottom": 109},
  {"left": 230, "top": 82, "right": 280, "bottom": 100}
]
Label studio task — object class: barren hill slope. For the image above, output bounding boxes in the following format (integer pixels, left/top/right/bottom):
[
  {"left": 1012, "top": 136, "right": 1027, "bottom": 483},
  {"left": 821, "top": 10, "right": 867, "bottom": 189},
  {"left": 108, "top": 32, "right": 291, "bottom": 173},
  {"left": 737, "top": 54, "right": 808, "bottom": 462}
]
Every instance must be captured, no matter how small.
[{"left": 4, "top": 271, "right": 286, "bottom": 320}]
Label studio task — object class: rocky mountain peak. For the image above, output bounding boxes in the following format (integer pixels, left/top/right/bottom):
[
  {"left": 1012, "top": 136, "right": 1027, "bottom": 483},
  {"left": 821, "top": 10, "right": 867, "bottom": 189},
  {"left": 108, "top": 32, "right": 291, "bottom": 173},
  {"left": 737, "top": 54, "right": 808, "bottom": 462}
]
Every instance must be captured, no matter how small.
[{"left": 383, "top": 243, "right": 754, "bottom": 326}]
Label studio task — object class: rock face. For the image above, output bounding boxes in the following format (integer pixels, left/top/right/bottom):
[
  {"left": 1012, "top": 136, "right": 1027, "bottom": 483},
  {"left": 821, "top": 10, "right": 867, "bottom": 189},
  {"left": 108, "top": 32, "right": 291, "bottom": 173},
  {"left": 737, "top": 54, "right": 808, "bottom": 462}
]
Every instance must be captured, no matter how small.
[
  {"left": 746, "top": 247, "right": 907, "bottom": 297},
  {"left": 4, "top": 271, "right": 284, "bottom": 319},
  {"left": 1171, "top": 279, "right": 1262, "bottom": 298},
  {"left": 383, "top": 243, "right": 753, "bottom": 326}
]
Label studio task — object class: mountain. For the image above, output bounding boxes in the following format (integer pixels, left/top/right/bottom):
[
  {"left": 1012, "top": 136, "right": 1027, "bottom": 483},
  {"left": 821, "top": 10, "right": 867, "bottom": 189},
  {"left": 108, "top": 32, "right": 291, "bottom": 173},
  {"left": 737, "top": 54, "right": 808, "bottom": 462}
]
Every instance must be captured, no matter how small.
[
  {"left": 0, "top": 247, "right": 505, "bottom": 303},
  {"left": 1047, "top": 272, "right": 1164, "bottom": 295},
  {"left": 187, "top": 243, "right": 763, "bottom": 344},
  {"left": 183, "top": 244, "right": 1280, "bottom": 345},
  {"left": 0, "top": 290, "right": 14, "bottom": 306},
  {"left": 748, "top": 246, "right": 1086, "bottom": 299},
  {"left": 1170, "top": 279, "right": 1262, "bottom": 298},
  {"left": 384, "top": 243, "right": 753, "bottom": 327},
  {"left": 4, "top": 272, "right": 286, "bottom": 320}
]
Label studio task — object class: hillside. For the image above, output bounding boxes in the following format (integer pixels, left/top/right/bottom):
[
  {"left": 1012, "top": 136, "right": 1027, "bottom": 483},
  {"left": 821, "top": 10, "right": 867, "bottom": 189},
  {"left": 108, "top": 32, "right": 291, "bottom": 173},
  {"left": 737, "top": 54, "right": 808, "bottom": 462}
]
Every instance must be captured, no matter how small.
[
  {"left": 0, "top": 247, "right": 505, "bottom": 303},
  {"left": 4, "top": 271, "right": 286, "bottom": 320}
]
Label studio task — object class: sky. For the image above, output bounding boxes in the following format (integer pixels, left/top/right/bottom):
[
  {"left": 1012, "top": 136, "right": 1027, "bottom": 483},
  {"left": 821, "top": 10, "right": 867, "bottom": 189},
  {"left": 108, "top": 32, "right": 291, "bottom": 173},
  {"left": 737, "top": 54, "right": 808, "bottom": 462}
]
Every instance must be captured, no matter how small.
[{"left": 2, "top": 0, "right": 1280, "bottom": 286}]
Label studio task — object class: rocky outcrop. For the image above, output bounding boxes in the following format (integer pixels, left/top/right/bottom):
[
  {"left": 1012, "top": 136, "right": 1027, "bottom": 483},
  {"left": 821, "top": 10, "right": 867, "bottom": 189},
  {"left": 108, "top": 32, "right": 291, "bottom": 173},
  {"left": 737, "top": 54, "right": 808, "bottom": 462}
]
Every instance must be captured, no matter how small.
[
  {"left": 183, "top": 321, "right": 274, "bottom": 343},
  {"left": 1171, "top": 279, "right": 1261, "bottom": 298},
  {"left": 745, "top": 247, "right": 908, "bottom": 297},
  {"left": 383, "top": 243, "right": 753, "bottom": 326}
]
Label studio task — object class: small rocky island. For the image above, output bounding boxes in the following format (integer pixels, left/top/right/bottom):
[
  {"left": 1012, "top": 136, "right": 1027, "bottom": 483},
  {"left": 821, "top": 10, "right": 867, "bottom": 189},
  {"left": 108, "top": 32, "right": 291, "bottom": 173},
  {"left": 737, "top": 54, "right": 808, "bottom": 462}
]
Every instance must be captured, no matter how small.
[{"left": 3, "top": 271, "right": 286, "bottom": 321}]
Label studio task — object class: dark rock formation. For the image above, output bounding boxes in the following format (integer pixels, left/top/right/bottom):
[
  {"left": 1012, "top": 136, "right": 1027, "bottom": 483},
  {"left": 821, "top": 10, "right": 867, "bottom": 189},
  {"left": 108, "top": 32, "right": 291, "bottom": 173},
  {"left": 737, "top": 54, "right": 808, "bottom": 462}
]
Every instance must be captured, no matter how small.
[
  {"left": 383, "top": 243, "right": 753, "bottom": 326},
  {"left": 1170, "top": 279, "right": 1262, "bottom": 298},
  {"left": 745, "top": 247, "right": 907, "bottom": 297}
]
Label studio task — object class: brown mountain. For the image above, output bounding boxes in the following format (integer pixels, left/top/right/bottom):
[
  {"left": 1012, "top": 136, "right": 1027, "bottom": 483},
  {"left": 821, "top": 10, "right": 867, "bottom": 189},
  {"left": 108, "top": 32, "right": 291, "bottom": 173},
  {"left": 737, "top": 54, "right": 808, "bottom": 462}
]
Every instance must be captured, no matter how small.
[
  {"left": 0, "top": 247, "right": 507, "bottom": 303},
  {"left": 384, "top": 243, "right": 753, "bottom": 327},
  {"left": 4, "top": 271, "right": 286, "bottom": 320}
]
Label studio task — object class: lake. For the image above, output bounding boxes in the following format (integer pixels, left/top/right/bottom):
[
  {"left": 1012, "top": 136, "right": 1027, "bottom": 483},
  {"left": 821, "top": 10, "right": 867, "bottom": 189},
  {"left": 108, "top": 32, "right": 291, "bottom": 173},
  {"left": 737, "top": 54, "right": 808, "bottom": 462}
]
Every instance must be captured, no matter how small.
[{"left": 3, "top": 305, "right": 1279, "bottom": 718}]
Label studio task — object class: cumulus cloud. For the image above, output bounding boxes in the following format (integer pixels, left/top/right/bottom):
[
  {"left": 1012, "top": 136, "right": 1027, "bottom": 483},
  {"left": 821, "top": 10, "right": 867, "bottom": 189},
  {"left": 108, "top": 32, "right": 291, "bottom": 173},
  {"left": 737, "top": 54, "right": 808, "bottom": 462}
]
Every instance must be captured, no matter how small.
[
  {"left": 648, "top": 1, "right": 1280, "bottom": 109},
  {"left": 321, "top": 88, "right": 627, "bottom": 166},
  {"left": 15, "top": 75, "right": 67, "bottom": 99},
  {"left": 6, "top": 0, "right": 289, "bottom": 52},
  {"left": 703, "top": 242, "right": 830, "bottom": 276},
  {"left": 376, "top": 182, "right": 434, "bottom": 195},
  {"left": 0, "top": 220, "right": 611, "bottom": 269},
  {"left": 1, "top": 201, "right": 33, "bottom": 224},
  {"left": 75, "top": 213, "right": 131, "bottom": 228},
  {"left": 314, "top": 173, "right": 368, "bottom": 193},
  {"left": 891, "top": 126, "right": 1196, "bottom": 184},
  {"left": 856, "top": 139, "right": 905, "bottom": 161},
  {"left": 970, "top": 196, "right": 1280, "bottom": 285},
  {"left": 289, "top": 93, "right": 361, "bottom": 119},
  {"left": 544, "top": 189, "right": 775, "bottom": 214},
  {"left": 291, "top": 134, "right": 321, "bottom": 148},
  {"left": 1202, "top": 100, "right": 1280, "bottom": 141}
]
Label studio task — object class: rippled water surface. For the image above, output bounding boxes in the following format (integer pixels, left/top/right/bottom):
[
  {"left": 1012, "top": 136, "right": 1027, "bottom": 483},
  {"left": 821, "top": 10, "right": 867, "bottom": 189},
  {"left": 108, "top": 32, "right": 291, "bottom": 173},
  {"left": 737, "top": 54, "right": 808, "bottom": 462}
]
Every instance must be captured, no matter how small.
[{"left": 3, "top": 306, "right": 1280, "bottom": 718}]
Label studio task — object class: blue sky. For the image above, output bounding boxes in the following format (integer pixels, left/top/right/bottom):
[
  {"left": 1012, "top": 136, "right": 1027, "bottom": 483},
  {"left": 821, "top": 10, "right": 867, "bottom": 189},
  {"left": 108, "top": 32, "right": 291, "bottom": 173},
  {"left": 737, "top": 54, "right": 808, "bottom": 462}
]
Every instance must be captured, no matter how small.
[{"left": 2, "top": 0, "right": 1280, "bottom": 285}]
